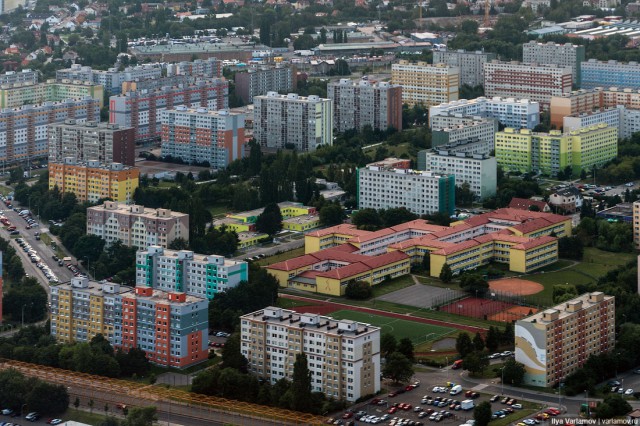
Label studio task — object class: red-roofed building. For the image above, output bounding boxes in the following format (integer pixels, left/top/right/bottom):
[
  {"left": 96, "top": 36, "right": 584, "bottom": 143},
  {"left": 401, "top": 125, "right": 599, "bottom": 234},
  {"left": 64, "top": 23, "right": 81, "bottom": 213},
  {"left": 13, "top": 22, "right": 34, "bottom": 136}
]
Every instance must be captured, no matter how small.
[{"left": 508, "top": 197, "right": 551, "bottom": 212}]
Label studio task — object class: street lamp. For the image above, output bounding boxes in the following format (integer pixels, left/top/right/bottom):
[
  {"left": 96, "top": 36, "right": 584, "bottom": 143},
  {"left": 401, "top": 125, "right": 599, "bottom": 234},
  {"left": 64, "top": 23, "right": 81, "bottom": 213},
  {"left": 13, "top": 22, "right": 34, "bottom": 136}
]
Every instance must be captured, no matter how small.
[
  {"left": 501, "top": 366, "right": 505, "bottom": 395},
  {"left": 83, "top": 256, "right": 90, "bottom": 276},
  {"left": 21, "top": 303, "right": 31, "bottom": 327}
]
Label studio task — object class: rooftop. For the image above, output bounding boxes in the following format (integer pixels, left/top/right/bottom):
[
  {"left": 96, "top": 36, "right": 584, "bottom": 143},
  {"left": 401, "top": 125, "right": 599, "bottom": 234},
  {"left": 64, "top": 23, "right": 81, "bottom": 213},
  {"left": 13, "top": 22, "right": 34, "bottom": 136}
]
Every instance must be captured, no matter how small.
[
  {"left": 519, "top": 292, "right": 613, "bottom": 323},
  {"left": 88, "top": 201, "right": 188, "bottom": 219}
]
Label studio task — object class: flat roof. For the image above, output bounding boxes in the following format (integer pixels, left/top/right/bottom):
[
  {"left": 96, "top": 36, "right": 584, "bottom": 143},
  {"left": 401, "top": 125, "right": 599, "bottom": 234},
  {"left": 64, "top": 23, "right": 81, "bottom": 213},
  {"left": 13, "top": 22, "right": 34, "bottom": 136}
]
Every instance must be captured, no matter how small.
[{"left": 519, "top": 292, "right": 613, "bottom": 323}]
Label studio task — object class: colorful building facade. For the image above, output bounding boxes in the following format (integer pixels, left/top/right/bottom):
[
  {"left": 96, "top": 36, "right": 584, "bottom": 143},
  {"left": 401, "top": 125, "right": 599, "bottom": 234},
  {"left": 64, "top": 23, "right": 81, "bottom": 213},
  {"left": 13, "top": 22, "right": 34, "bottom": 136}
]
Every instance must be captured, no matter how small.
[
  {"left": 50, "top": 277, "right": 209, "bottom": 368},
  {"left": 48, "top": 159, "right": 139, "bottom": 203},
  {"left": 135, "top": 246, "right": 248, "bottom": 300},
  {"left": 391, "top": 61, "right": 459, "bottom": 107},
  {"left": 0, "top": 79, "right": 104, "bottom": 108}
]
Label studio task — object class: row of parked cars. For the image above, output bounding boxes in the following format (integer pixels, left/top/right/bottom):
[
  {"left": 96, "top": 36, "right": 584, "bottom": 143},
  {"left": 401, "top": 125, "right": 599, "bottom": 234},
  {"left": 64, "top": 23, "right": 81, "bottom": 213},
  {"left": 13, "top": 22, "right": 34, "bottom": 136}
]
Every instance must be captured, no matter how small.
[
  {"left": 0, "top": 409, "right": 48, "bottom": 423},
  {"left": 16, "top": 238, "right": 59, "bottom": 283},
  {"left": 487, "top": 351, "right": 513, "bottom": 359}
]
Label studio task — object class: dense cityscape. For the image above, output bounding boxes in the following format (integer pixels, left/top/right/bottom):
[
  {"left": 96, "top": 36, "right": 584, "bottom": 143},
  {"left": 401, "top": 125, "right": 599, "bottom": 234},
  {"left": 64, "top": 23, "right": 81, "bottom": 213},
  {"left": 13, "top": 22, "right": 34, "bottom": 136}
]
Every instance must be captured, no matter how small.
[{"left": 0, "top": 0, "right": 640, "bottom": 425}]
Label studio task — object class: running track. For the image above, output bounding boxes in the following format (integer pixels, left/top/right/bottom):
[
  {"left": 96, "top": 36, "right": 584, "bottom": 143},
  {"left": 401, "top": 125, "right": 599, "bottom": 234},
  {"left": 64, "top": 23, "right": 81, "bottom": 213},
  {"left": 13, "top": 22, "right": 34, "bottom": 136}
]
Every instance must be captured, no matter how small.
[{"left": 280, "top": 294, "right": 487, "bottom": 334}]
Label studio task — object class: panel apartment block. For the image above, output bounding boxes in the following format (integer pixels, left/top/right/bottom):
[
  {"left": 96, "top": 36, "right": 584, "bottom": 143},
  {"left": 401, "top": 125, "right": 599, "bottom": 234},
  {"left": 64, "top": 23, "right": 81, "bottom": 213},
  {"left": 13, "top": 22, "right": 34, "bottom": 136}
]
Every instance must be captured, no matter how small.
[
  {"left": 86, "top": 201, "right": 189, "bottom": 248},
  {"left": 515, "top": 292, "right": 614, "bottom": 386},
  {"left": 50, "top": 277, "right": 209, "bottom": 369},
  {"left": 522, "top": 41, "right": 586, "bottom": 86},
  {"left": 234, "top": 65, "right": 294, "bottom": 104},
  {"left": 581, "top": 59, "right": 640, "bottom": 90},
  {"left": 418, "top": 138, "right": 493, "bottom": 171},
  {"left": 0, "top": 69, "right": 38, "bottom": 85},
  {"left": 57, "top": 64, "right": 163, "bottom": 95},
  {"left": 484, "top": 61, "right": 572, "bottom": 110},
  {"left": 253, "top": 92, "right": 333, "bottom": 152},
  {"left": 549, "top": 89, "right": 603, "bottom": 129},
  {"left": 0, "top": 97, "right": 99, "bottom": 163},
  {"left": 328, "top": 78, "right": 403, "bottom": 133},
  {"left": 160, "top": 107, "right": 245, "bottom": 169},
  {"left": 48, "top": 119, "right": 135, "bottom": 166},
  {"left": 109, "top": 79, "right": 229, "bottom": 143},
  {"left": 419, "top": 150, "right": 497, "bottom": 200},
  {"left": 136, "top": 246, "right": 248, "bottom": 299},
  {"left": 563, "top": 107, "right": 625, "bottom": 136},
  {"left": 495, "top": 124, "right": 618, "bottom": 176},
  {"left": 431, "top": 114, "right": 497, "bottom": 149},
  {"left": 49, "top": 159, "right": 139, "bottom": 203},
  {"left": 633, "top": 201, "right": 640, "bottom": 249},
  {"left": 433, "top": 49, "right": 497, "bottom": 87},
  {"left": 429, "top": 97, "right": 540, "bottom": 129},
  {"left": 241, "top": 307, "right": 381, "bottom": 401},
  {"left": 357, "top": 160, "right": 455, "bottom": 216},
  {"left": 0, "top": 79, "right": 104, "bottom": 109},
  {"left": 166, "top": 58, "right": 222, "bottom": 79},
  {"left": 391, "top": 61, "right": 459, "bottom": 107}
]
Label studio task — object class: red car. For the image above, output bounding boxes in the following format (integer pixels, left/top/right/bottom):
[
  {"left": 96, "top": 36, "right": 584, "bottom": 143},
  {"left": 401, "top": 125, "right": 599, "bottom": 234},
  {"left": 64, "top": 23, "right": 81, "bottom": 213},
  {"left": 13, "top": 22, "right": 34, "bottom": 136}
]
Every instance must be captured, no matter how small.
[
  {"left": 388, "top": 407, "right": 397, "bottom": 414},
  {"left": 342, "top": 412, "right": 353, "bottom": 419},
  {"left": 388, "top": 392, "right": 397, "bottom": 397},
  {"left": 370, "top": 398, "right": 381, "bottom": 405}
]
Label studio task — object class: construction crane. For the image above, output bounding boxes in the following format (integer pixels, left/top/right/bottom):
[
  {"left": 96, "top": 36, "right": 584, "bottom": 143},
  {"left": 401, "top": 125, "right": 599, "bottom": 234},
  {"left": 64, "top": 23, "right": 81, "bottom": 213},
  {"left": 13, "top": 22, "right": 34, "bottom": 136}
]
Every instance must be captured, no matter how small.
[{"left": 484, "top": 0, "right": 490, "bottom": 27}]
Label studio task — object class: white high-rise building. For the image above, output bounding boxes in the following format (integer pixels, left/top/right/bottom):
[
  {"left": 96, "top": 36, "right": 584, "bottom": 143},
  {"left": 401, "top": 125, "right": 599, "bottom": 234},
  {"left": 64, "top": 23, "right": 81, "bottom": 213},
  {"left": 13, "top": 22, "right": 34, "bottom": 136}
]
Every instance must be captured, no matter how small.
[
  {"left": 522, "top": 41, "right": 586, "bottom": 86},
  {"left": 429, "top": 97, "right": 540, "bottom": 129},
  {"left": 240, "top": 307, "right": 381, "bottom": 401},
  {"left": 253, "top": 92, "right": 333, "bottom": 152},
  {"left": 136, "top": 246, "right": 248, "bottom": 300}
]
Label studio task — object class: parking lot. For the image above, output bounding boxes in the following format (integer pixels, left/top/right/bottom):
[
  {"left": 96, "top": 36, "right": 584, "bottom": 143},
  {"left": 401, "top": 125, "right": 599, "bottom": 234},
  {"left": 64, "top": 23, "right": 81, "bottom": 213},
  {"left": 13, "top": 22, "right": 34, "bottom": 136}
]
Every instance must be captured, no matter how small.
[{"left": 329, "top": 377, "right": 551, "bottom": 426}]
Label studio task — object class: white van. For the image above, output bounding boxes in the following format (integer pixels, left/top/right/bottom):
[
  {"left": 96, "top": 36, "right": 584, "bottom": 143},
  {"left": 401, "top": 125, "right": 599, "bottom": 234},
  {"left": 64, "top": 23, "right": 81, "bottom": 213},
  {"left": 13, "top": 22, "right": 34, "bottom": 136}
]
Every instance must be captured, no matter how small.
[{"left": 450, "top": 385, "right": 462, "bottom": 395}]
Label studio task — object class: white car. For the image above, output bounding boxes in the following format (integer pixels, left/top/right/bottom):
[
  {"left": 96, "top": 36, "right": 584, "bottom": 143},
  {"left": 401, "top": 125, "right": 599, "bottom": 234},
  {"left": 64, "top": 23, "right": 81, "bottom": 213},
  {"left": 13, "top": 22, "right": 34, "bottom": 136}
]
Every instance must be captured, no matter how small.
[
  {"left": 625, "top": 388, "right": 634, "bottom": 395},
  {"left": 512, "top": 404, "right": 523, "bottom": 409}
]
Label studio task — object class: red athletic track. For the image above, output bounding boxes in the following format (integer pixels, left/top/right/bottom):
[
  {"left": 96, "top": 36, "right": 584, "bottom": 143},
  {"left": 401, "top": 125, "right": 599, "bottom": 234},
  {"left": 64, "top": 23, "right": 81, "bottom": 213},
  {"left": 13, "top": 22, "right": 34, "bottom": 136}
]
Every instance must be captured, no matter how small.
[{"left": 281, "top": 294, "right": 487, "bottom": 334}]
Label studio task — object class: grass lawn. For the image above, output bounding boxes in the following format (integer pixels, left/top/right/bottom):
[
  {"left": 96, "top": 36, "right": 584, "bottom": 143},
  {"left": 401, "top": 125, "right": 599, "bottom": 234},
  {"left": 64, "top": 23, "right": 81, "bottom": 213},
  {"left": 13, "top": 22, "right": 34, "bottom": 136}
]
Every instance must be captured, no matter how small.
[
  {"left": 363, "top": 143, "right": 413, "bottom": 160},
  {"left": 208, "top": 204, "right": 229, "bottom": 217},
  {"left": 371, "top": 275, "right": 416, "bottom": 298},
  {"left": 276, "top": 298, "right": 314, "bottom": 309},
  {"left": 523, "top": 248, "right": 636, "bottom": 306},
  {"left": 255, "top": 247, "right": 305, "bottom": 266},
  {"left": 39, "top": 233, "right": 68, "bottom": 259},
  {"left": 328, "top": 309, "right": 457, "bottom": 345},
  {"left": 63, "top": 409, "right": 121, "bottom": 425},
  {"left": 0, "top": 185, "right": 11, "bottom": 196}
]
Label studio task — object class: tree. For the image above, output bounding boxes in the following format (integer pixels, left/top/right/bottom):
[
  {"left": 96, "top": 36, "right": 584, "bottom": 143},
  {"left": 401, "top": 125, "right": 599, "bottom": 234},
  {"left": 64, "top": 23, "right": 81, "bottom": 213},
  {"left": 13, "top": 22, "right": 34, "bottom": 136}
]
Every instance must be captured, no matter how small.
[
  {"left": 501, "top": 358, "right": 526, "bottom": 386},
  {"left": 255, "top": 203, "right": 282, "bottom": 237},
  {"left": 381, "top": 334, "right": 397, "bottom": 359},
  {"left": 474, "top": 401, "right": 492, "bottom": 426},
  {"left": 74, "top": 397, "right": 80, "bottom": 410},
  {"left": 26, "top": 381, "right": 69, "bottom": 414},
  {"left": 502, "top": 323, "right": 514, "bottom": 345},
  {"left": 333, "top": 59, "right": 351, "bottom": 76},
  {"left": 459, "top": 274, "right": 489, "bottom": 296},
  {"left": 351, "top": 208, "right": 383, "bottom": 230},
  {"left": 397, "top": 338, "right": 415, "bottom": 362},
  {"left": 439, "top": 263, "right": 453, "bottom": 283},
  {"left": 293, "top": 34, "right": 317, "bottom": 50},
  {"left": 473, "top": 332, "right": 485, "bottom": 352},
  {"left": 379, "top": 208, "right": 418, "bottom": 228},
  {"left": 456, "top": 333, "right": 474, "bottom": 358},
  {"left": 463, "top": 351, "right": 489, "bottom": 376},
  {"left": 88, "top": 399, "right": 94, "bottom": 413},
  {"left": 319, "top": 204, "right": 344, "bottom": 226},
  {"left": 287, "top": 353, "right": 313, "bottom": 412},
  {"left": 221, "top": 333, "right": 248, "bottom": 372},
  {"left": 344, "top": 281, "right": 372, "bottom": 299},
  {"left": 122, "top": 406, "right": 157, "bottom": 426},
  {"left": 382, "top": 352, "right": 414, "bottom": 384},
  {"left": 460, "top": 19, "right": 479, "bottom": 34}
]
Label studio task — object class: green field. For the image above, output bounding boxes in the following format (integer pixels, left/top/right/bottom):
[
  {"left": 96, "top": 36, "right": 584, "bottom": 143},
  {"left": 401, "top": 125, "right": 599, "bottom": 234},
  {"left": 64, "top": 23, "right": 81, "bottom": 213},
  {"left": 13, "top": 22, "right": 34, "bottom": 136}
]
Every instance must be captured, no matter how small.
[{"left": 328, "top": 309, "right": 456, "bottom": 344}]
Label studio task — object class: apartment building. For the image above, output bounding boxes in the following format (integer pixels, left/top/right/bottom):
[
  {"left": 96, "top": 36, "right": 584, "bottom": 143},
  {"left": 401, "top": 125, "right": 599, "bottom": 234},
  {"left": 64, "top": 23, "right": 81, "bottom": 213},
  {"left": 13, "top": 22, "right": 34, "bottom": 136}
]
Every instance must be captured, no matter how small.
[
  {"left": 48, "top": 159, "right": 139, "bottom": 203},
  {"left": 429, "top": 97, "right": 540, "bottom": 129},
  {"left": 86, "top": 201, "right": 189, "bottom": 248},
  {"left": 391, "top": 61, "right": 459, "bottom": 107},
  {"left": 253, "top": 92, "right": 333, "bottom": 152},
  {"left": 357, "top": 159, "right": 455, "bottom": 216},
  {"left": 0, "top": 69, "right": 38, "bottom": 85},
  {"left": 581, "top": 59, "right": 640, "bottom": 90},
  {"left": 272, "top": 208, "right": 570, "bottom": 288},
  {"left": 0, "top": 97, "right": 99, "bottom": 163},
  {"left": 484, "top": 61, "right": 573, "bottom": 109},
  {"left": 431, "top": 115, "right": 497, "bottom": 149},
  {"left": 57, "top": 64, "right": 163, "bottom": 95},
  {"left": 495, "top": 124, "right": 618, "bottom": 176},
  {"left": 562, "top": 107, "right": 631, "bottom": 136},
  {"left": 50, "top": 277, "right": 209, "bottom": 369},
  {"left": 522, "top": 41, "right": 586, "bottom": 86},
  {"left": 120, "top": 75, "right": 195, "bottom": 94},
  {"left": 433, "top": 49, "right": 497, "bottom": 87},
  {"left": 166, "top": 58, "right": 222, "bottom": 78},
  {"left": 241, "top": 307, "right": 381, "bottom": 401},
  {"left": 48, "top": 120, "right": 136, "bottom": 166},
  {"left": 136, "top": 246, "right": 248, "bottom": 299},
  {"left": 418, "top": 138, "right": 493, "bottom": 171},
  {"left": 515, "top": 292, "right": 615, "bottom": 387},
  {"left": 633, "top": 201, "right": 640, "bottom": 249},
  {"left": 160, "top": 107, "right": 245, "bottom": 169},
  {"left": 109, "top": 79, "right": 229, "bottom": 143},
  {"left": 234, "top": 65, "right": 294, "bottom": 104},
  {"left": 328, "top": 78, "right": 403, "bottom": 133},
  {"left": 0, "top": 79, "right": 104, "bottom": 108},
  {"left": 419, "top": 149, "right": 497, "bottom": 199},
  {"left": 550, "top": 89, "right": 603, "bottom": 129}
]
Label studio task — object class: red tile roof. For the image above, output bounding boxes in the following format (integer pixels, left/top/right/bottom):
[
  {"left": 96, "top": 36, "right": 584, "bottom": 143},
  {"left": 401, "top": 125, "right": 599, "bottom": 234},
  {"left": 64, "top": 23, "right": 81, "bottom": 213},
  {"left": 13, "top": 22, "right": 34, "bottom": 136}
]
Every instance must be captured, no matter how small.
[
  {"left": 316, "top": 262, "right": 371, "bottom": 280},
  {"left": 360, "top": 250, "right": 409, "bottom": 268},
  {"left": 508, "top": 198, "right": 549, "bottom": 211},
  {"left": 511, "top": 235, "right": 557, "bottom": 250}
]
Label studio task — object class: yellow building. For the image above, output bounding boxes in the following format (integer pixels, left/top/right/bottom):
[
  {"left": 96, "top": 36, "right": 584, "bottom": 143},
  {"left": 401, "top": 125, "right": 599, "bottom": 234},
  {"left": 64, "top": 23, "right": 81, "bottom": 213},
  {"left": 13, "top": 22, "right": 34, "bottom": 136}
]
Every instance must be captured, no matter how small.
[
  {"left": 49, "top": 159, "right": 139, "bottom": 203},
  {"left": 0, "top": 79, "right": 104, "bottom": 109},
  {"left": 238, "top": 231, "right": 269, "bottom": 249},
  {"left": 282, "top": 215, "right": 320, "bottom": 232},
  {"left": 391, "top": 61, "right": 459, "bottom": 107}
]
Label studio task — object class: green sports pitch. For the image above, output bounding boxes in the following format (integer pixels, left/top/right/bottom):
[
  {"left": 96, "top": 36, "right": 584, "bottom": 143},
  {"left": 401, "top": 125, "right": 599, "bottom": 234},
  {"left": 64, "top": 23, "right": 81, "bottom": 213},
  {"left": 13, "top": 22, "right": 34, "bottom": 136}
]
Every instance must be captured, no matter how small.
[{"left": 328, "top": 310, "right": 457, "bottom": 344}]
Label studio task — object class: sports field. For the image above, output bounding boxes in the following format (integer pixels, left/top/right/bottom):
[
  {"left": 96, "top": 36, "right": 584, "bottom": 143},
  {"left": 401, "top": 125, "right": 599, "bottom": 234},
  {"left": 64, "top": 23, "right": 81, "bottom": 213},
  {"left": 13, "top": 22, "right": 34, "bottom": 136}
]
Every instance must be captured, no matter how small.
[{"left": 328, "top": 310, "right": 457, "bottom": 344}]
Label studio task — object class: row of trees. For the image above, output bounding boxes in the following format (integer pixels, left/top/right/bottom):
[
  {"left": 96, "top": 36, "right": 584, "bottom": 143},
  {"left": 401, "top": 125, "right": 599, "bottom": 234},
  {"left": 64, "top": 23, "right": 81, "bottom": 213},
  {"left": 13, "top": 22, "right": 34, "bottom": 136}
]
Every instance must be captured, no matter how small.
[
  {"left": 0, "top": 326, "right": 151, "bottom": 380},
  {"left": 0, "top": 369, "right": 69, "bottom": 416}
]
